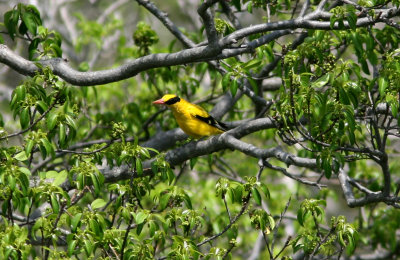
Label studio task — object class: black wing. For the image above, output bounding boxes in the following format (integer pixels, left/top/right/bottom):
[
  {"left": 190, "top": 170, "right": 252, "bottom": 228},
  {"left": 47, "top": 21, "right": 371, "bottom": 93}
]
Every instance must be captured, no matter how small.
[{"left": 194, "top": 115, "right": 228, "bottom": 131}]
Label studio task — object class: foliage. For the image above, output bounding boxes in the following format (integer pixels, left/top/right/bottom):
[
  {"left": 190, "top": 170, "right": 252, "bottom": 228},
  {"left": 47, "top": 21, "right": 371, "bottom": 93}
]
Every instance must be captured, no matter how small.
[{"left": 0, "top": 0, "right": 400, "bottom": 259}]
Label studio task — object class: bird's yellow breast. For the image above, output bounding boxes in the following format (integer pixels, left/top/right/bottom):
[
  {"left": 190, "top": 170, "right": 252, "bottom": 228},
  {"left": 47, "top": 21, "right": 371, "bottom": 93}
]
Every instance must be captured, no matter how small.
[{"left": 169, "top": 99, "right": 223, "bottom": 138}]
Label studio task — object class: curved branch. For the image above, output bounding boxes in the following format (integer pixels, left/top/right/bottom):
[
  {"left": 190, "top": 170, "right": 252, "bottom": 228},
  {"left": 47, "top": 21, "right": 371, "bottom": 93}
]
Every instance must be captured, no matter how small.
[
  {"left": 0, "top": 44, "right": 220, "bottom": 86},
  {"left": 338, "top": 169, "right": 400, "bottom": 208},
  {"left": 92, "top": 118, "right": 318, "bottom": 189},
  {"left": 135, "top": 0, "right": 195, "bottom": 48},
  {"left": 220, "top": 7, "right": 400, "bottom": 46},
  {"left": 1, "top": 6, "right": 398, "bottom": 87},
  {"left": 197, "top": 192, "right": 251, "bottom": 247},
  {"left": 197, "top": 0, "right": 219, "bottom": 45}
]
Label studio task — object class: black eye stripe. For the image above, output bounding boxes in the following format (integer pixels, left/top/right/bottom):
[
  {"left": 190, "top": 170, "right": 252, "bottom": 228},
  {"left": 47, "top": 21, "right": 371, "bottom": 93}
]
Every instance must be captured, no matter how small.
[{"left": 165, "top": 96, "right": 180, "bottom": 105}]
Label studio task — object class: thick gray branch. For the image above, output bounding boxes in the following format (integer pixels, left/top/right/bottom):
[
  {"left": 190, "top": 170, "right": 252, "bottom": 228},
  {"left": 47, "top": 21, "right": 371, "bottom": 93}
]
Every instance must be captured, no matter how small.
[
  {"left": 1, "top": 6, "right": 397, "bottom": 87},
  {"left": 95, "top": 118, "right": 318, "bottom": 188},
  {"left": 197, "top": 0, "right": 220, "bottom": 45},
  {"left": 220, "top": 7, "right": 400, "bottom": 46},
  {"left": 338, "top": 169, "right": 399, "bottom": 208},
  {"left": 0, "top": 44, "right": 218, "bottom": 86}
]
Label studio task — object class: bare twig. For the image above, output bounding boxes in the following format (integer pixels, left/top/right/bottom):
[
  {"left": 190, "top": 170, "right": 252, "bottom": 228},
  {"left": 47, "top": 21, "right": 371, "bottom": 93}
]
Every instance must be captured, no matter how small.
[
  {"left": 197, "top": 193, "right": 251, "bottom": 247},
  {"left": 120, "top": 214, "right": 134, "bottom": 260},
  {"left": 222, "top": 194, "right": 232, "bottom": 221}
]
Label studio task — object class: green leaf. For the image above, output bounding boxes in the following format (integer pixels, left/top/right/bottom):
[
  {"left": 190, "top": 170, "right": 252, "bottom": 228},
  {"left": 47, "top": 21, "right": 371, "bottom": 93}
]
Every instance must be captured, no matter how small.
[
  {"left": 338, "top": 231, "right": 346, "bottom": 247},
  {"left": 312, "top": 73, "right": 330, "bottom": 88},
  {"left": 46, "top": 170, "right": 58, "bottom": 179},
  {"left": 83, "top": 239, "right": 94, "bottom": 257},
  {"left": 135, "top": 211, "right": 148, "bottom": 225},
  {"left": 222, "top": 72, "right": 232, "bottom": 92},
  {"left": 167, "top": 168, "right": 175, "bottom": 185},
  {"left": 21, "top": 12, "right": 38, "bottom": 35},
  {"left": 89, "top": 219, "right": 100, "bottom": 236},
  {"left": 71, "top": 213, "right": 82, "bottom": 233},
  {"left": 50, "top": 194, "right": 59, "bottom": 214},
  {"left": 136, "top": 158, "right": 143, "bottom": 175},
  {"left": 149, "top": 220, "right": 157, "bottom": 237},
  {"left": 8, "top": 175, "right": 16, "bottom": 190},
  {"left": 90, "top": 174, "right": 100, "bottom": 196},
  {"left": 378, "top": 77, "right": 388, "bottom": 96},
  {"left": 20, "top": 107, "right": 30, "bottom": 129},
  {"left": 347, "top": 11, "right": 357, "bottom": 30},
  {"left": 26, "top": 5, "right": 42, "bottom": 23},
  {"left": 323, "top": 159, "right": 332, "bottom": 178},
  {"left": 19, "top": 167, "right": 31, "bottom": 176},
  {"left": 243, "top": 59, "right": 262, "bottom": 70},
  {"left": 4, "top": 10, "right": 19, "bottom": 40},
  {"left": 35, "top": 100, "right": 48, "bottom": 114},
  {"left": 190, "top": 157, "right": 198, "bottom": 170},
  {"left": 50, "top": 43, "right": 62, "bottom": 57},
  {"left": 65, "top": 115, "right": 77, "bottom": 131},
  {"left": 347, "top": 86, "right": 359, "bottom": 108},
  {"left": 258, "top": 183, "right": 270, "bottom": 199},
  {"left": 136, "top": 223, "right": 145, "bottom": 235},
  {"left": 59, "top": 123, "right": 66, "bottom": 147},
  {"left": 18, "top": 171, "right": 30, "bottom": 195},
  {"left": 159, "top": 193, "right": 171, "bottom": 210},
  {"left": 339, "top": 86, "right": 350, "bottom": 105},
  {"left": 91, "top": 198, "right": 107, "bottom": 209},
  {"left": 67, "top": 239, "right": 77, "bottom": 257},
  {"left": 268, "top": 215, "right": 276, "bottom": 230},
  {"left": 233, "top": 185, "right": 243, "bottom": 203},
  {"left": 41, "top": 138, "right": 55, "bottom": 158},
  {"left": 28, "top": 38, "right": 40, "bottom": 60},
  {"left": 25, "top": 139, "right": 34, "bottom": 157},
  {"left": 247, "top": 1, "right": 253, "bottom": 13},
  {"left": 14, "top": 151, "right": 28, "bottom": 161},
  {"left": 360, "top": 60, "right": 370, "bottom": 75},
  {"left": 330, "top": 16, "right": 337, "bottom": 29},
  {"left": 390, "top": 102, "right": 398, "bottom": 118},
  {"left": 78, "top": 62, "right": 89, "bottom": 72},
  {"left": 297, "top": 208, "right": 304, "bottom": 226},
  {"left": 47, "top": 113, "right": 58, "bottom": 130},
  {"left": 259, "top": 215, "right": 266, "bottom": 231},
  {"left": 183, "top": 193, "right": 193, "bottom": 209},
  {"left": 53, "top": 170, "right": 68, "bottom": 186},
  {"left": 76, "top": 173, "right": 84, "bottom": 190},
  {"left": 19, "top": 21, "right": 28, "bottom": 35},
  {"left": 230, "top": 78, "right": 238, "bottom": 97},
  {"left": 252, "top": 187, "right": 262, "bottom": 205}
]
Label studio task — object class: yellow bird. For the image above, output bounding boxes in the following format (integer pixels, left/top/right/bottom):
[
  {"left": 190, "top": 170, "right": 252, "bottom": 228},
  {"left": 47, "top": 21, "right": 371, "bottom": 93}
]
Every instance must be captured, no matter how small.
[{"left": 153, "top": 94, "right": 227, "bottom": 138}]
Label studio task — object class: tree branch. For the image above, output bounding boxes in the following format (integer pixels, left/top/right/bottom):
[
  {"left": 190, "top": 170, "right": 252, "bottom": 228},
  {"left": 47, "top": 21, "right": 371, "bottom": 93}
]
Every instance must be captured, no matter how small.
[
  {"left": 197, "top": 192, "right": 251, "bottom": 247},
  {"left": 136, "top": 0, "right": 195, "bottom": 48},
  {"left": 338, "top": 168, "right": 400, "bottom": 208},
  {"left": 197, "top": 0, "right": 220, "bottom": 46},
  {"left": 1, "top": 6, "right": 398, "bottom": 87}
]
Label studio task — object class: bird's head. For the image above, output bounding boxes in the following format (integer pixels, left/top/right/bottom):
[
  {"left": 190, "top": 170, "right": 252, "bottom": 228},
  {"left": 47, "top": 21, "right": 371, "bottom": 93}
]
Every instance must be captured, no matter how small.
[{"left": 153, "top": 94, "right": 181, "bottom": 106}]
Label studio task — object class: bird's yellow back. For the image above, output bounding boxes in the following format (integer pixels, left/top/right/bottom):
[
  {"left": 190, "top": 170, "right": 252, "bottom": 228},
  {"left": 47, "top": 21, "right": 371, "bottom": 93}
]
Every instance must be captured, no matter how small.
[{"left": 155, "top": 94, "right": 226, "bottom": 138}]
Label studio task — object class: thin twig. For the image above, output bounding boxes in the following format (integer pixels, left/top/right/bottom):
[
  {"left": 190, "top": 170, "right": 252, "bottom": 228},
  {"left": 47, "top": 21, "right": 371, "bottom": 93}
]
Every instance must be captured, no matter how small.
[
  {"left": 262, "top": 160, "right": 326, "bottom": 189},
  {"left": 274, "top": 236, "right": 292, "bottom": 259},
  {"left": 223, "top": 194, "right": 232, "bottom": 221},
  {"left": 0, "top": 95, "right": 59, "bottom": 141},
  {"left": 222, "top": 242, "right": 235, "bottom": 259},
  {"left": 197, "top": 193, "right": 251, "bottom": 247},
  {"left": 262, "top": 231, "right": 274, "bottom": 259},
  {"left": 272, "top": 196, "right": 291, "bottom": 253},
  {"left": 310, "top": 224, "right": 336, "bottom": 258},
  {"left": 120, "top": 214, "right": 134, "bottom": 260}
]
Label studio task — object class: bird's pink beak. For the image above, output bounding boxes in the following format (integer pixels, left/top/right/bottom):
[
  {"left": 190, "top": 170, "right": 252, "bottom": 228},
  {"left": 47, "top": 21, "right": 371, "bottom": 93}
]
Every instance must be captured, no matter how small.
[{"left": 153, "top": 98, "right": 165, "bottom": 105}]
